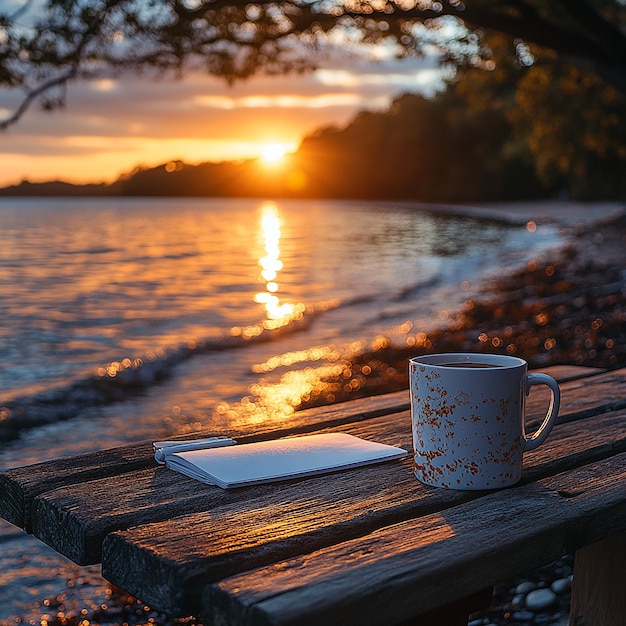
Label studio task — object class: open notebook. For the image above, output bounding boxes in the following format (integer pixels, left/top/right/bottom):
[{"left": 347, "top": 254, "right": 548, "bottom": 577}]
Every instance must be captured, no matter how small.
[{"left": 154, "top": 433, "right": 407, "bottom": 489}]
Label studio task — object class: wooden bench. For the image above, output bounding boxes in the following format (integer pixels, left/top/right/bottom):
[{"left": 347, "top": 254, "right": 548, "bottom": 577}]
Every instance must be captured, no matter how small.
[{"left": 1, "top": 365, "right": 625, "bottom": 625}]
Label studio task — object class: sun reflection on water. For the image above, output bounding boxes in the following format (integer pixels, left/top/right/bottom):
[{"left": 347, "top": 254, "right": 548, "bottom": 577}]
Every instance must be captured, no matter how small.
[
  {"left": 254, "top": 202, "right": 297, "bottom": 323},
  {"left": 216, "top": 201, "right": 352, "bottom": 427},
  {"left": 207, "top": 203, "right": 443, "bottom": 430}
]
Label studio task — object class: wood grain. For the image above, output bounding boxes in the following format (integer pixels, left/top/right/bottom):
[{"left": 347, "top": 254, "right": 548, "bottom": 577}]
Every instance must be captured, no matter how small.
[
  {"left": 98, "top": 405, "right": 626, "bottom": 616},
  {"left": 0, "top": 366, "right": 613, "bottom": 532},
  {"left": 533, "top": 365, "right": 603, "bottom": 382},
  {"left": 0, "top": 442, "right": 155, "bottom": 530},
  {"left": 203, "top": 454, "right": 626, "bottom": 626},
  {"left": 30, "top": 368, "right": 625, "bottom": 565},
  {"left": 2, "top": 364, "right": 623, "bottom": 624},
  {"left": 0, "top": 383, "right": 412, "bottom": 531},
  {"left": 33, "top": 400, "right": 626, "bottom": 565}
]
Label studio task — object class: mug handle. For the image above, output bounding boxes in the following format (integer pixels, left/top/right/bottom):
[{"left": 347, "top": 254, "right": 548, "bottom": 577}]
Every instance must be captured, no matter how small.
[{"left": 523, "top": 373, "right": 561, "bottom": 451}]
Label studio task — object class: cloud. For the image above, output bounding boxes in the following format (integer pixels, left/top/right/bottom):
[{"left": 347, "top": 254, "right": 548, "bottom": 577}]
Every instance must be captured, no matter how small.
[
  {"left": 193, "top": 92, "right": 388, "bottom": 110},
  {"left": 0, "top": 47, "right": 445, "bottom": 184},
  {"left": 316, "top": 67, "right": 444, "bottom": 91}
]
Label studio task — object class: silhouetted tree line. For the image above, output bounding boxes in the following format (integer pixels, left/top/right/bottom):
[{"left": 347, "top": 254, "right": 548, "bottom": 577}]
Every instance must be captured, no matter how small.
[
  {"left": 3, "top": 2, "right": 626, "bottom": 200},
  {"left": 106, "top": 59, "right": 626, "bottom": 202},
  {"left": 287, "top": 90, "right": 546, "bottom": 202},
  {"left": 5, "top": 76, "right": 626, "bottom": 201}
]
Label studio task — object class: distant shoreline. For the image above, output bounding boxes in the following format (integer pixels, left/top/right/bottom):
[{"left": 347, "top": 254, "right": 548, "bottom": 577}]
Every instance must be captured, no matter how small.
[
  {"left": 386, "top": 199, "right": 626, "bottom": 229},
  {"left": 2, "top": 192, "right": 624, "bottom": 231}
]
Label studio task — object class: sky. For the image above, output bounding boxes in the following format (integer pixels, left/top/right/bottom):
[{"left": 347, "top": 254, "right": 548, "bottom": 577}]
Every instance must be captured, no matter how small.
[{"left": 0, "top": 33, "right": 444, "bottom": 187}]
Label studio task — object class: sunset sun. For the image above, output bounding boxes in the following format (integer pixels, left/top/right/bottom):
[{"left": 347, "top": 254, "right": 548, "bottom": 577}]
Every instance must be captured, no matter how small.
[{"left": 260, "top": 142, "right": 290, "bottom": 164}]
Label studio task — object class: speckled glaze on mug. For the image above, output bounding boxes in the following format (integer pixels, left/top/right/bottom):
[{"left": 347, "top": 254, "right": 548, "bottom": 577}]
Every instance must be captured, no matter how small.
[{"left": 410, "top": 353, "right": 560, "bottom": 490}]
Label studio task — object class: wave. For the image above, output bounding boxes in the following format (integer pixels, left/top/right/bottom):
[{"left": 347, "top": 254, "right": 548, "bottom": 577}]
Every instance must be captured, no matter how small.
[
  {"left": 61, "top": 246, "right": 122, "bottom": 256},
  {"left": 393, "top": 276, "right": 440, "bottom": 302},
  {"left": 0, "top": 274, "right": 446, "bottom": 441},
  {"left": 0, "top": 301, "right": 339, "bottom": 441}
]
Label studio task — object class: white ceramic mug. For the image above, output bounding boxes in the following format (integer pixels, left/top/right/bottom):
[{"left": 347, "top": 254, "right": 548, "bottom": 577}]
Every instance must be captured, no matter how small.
[{"left": 409, "top": 353, "right": 560, "bottom": 490}]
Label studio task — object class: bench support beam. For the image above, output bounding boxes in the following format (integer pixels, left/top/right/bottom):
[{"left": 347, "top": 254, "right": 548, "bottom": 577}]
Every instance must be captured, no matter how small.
[{"left": 570, "top": 530, "right": 626, "bottom": 626}]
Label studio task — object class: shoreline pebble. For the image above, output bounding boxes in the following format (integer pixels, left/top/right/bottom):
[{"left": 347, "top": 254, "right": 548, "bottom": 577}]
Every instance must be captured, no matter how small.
[
  {"left": 297, "top": 214, "right": 626, "bottom": 409},
  {"left": 469, "top": 555, "right": 573, "bottom": 626}
]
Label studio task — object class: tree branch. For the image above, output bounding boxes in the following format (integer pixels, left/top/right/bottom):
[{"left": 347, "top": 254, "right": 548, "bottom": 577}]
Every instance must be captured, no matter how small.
[
  {"left": 552, "top": 0, "right": 626, "bottom": 58},
  {"left": 1, "top": 0, "right": 626, "bottom": 132},
  {"left": 0, "top": 69, "right": 77, "bottom": 131}
]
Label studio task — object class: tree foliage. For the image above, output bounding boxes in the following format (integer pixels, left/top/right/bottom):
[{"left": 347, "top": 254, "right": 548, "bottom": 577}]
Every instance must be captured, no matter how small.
[
  {"left": 509, "top": 61, "right": 626, "bottom": 198},
  {"left": 0, "top": 89, "right": 554, "bottom": 200},
  {"left": 3, "top": 0, "right": 626, "bottom": 199},
  {"left": 452, "top": 29, "right": 626, "bottom": 199},
  {"left": 1, "top": 0, "right": 626, "bottom": 129}
]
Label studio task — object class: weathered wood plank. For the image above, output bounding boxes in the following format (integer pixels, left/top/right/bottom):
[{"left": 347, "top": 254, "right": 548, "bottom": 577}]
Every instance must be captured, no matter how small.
[
  {"left": 550, "top": 368, "right": 626, "bottom": 423},
  {"left": 203, "top": 453, "right": 626, "bottom": 626},
  {"left": 0, "top": 366, "right": 615, "bottom": 532},
  {"left": 0, "top": 383, "right": 413, "bottom": 532},
  {"left": 37, "top": 415, "right": 434, "bottom": 565},
  {"left": 0, "top": 443, "right": 155, "bottom": 530},
  {"left": 569, "top": 531, "right": 626, "bottom": 626},
  {"left": 533, "top": 364, "right": 605, "bottom": 383},
  {"left": 31, "top": 368, "right": 625, "bottom": 565},
  {"left": 34, "top": 403, "right": 626, "bottom": 566},
  {"left": 99, "top": 406, "right": 626, "bottom": 616}
]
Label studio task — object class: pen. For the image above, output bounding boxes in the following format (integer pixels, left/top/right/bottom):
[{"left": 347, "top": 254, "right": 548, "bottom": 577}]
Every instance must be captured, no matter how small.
[{"left": 153, "top": 437, "right": 236, "bottom": 463}]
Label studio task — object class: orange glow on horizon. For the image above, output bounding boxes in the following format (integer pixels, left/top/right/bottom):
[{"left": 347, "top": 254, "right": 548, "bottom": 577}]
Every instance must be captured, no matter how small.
[
  {"left": 0, "top": 136, "right": 302, "bottom": 187},
  {"left": 260, "top": 142, "right": 291, "bottom": 165}
]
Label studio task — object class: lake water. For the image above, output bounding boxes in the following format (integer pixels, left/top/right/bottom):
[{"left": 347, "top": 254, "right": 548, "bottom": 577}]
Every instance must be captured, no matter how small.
[{"left": 0, "top": 197, "right": 562, "bottom": 623}]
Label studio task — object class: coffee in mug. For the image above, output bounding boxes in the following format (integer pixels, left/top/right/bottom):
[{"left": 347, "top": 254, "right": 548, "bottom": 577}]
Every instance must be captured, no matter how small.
[{"left": 409, "top": 353, "right": 560, "bottom": 490}]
